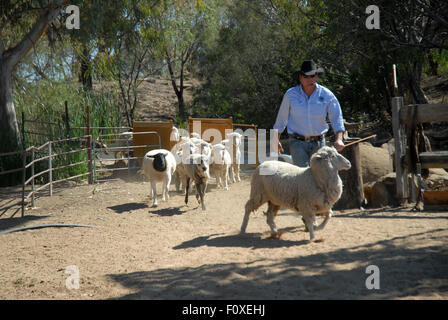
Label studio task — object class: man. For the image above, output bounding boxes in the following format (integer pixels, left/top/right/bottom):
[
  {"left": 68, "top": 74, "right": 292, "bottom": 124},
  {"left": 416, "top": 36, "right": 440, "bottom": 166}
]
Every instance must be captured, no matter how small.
[{"left": 273, "top": 60, "right": 345, "bottom": 167}]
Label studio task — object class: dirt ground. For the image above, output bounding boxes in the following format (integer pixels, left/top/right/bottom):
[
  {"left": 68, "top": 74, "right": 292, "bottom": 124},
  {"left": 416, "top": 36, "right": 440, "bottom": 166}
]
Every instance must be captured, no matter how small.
[{"left": 0, "top": 169, "right": 447, "bottom": 300}]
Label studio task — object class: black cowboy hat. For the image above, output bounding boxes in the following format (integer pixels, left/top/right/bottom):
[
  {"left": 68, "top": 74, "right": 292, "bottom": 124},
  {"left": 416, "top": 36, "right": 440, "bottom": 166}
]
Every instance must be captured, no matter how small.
[{"left": 299, "top": 60, "right": 324, "bottom": 76}]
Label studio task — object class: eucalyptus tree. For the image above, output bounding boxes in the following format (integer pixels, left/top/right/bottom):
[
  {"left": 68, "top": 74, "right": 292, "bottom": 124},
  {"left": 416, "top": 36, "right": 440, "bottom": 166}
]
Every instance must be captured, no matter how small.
[
  {"left": 156, "top": 0, "right": 223, "bottom": 118},
  {"left": 0, "top": 0, "right": 67, "bottom": 154}
]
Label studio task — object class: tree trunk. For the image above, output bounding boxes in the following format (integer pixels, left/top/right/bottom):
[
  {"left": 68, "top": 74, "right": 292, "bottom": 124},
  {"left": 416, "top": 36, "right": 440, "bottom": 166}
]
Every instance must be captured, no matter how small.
[
  {"left": 427, "top": 51, "right": 439, "bottom": 76},
  {"left": 166, "top": 50, "right": 186, "bottom": 119},
  {"left": 178, "top": 94, "right": 185, "bottom": 118},
  {"left": 408, "top": 59, "right": 428, "bottom": 104},
  {"left": 0, "top": 60, "right": 22, "bottom": 153},
  {"left": 0, "top": 0, "right": 67, "bottom": 155},
  {"left": 79, "top": 46, "right": 92, "bottom": 91}
]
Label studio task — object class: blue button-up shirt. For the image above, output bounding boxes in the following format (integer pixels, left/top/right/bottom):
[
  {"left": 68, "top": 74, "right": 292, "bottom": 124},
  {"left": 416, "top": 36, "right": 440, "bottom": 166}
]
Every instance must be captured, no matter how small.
[{"left": 273, "top": 83, "right": 345, "bottom": 137}]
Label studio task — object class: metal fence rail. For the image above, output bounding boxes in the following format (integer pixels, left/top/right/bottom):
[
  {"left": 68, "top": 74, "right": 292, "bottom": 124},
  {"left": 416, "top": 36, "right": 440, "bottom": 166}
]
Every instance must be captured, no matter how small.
[
  {"left": 0, "top": 130, "right": 163, "bottom": 218},
  {"left": 0, "top": 135, "right": 92, "bottom": 217},
  {"left": 92, "top": 131, "right": 161, "bottom": 182}
]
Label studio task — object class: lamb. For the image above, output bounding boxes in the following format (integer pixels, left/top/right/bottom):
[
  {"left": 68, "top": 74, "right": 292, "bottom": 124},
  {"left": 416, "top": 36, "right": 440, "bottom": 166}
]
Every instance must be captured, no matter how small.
[
  {"left": 240, "top": 146, "right": 351, "bottom": 241},
  {"left": 173, "top": 137, "right": 212, "bottom": 191},
  {"left": 209, "top": 143, "right": 231, "bottom": 190},
  {"left": 142, "top": 149, "right": 177, "bottom": 207},
  {"left": 182, "top": 153, "right": 210, "bottom": 211}
]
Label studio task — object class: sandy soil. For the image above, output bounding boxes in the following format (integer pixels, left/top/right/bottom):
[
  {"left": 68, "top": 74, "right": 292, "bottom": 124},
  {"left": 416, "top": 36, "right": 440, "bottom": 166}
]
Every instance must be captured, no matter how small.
[{"left": 1, "top": 168, "right": 447, "bottom": 300}]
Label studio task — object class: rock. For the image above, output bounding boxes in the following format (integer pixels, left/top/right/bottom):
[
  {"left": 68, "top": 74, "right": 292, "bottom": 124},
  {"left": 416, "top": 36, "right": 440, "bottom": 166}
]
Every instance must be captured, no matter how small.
[{"left": 359, "top": 142, "right": 391, "bottom": 184}]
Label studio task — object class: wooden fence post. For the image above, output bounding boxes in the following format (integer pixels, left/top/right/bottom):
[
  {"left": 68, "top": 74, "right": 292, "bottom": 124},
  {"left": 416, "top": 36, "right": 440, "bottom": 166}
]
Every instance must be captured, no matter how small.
[{"left": 392, "top": 96, "right": 409, "bottom": 204}]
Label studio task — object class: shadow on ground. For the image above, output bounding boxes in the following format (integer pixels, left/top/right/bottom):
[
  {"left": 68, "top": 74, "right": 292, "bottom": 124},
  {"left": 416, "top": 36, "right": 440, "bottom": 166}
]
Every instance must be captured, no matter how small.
[
  {"left": 108, "top": 228, "right": 448, "bottom": 299},
  {"left": 107, "top": 202, "right": 149, "bottom": 214},
  {"left": 0, "top": 215, "right": 48, "bottom": 232}
]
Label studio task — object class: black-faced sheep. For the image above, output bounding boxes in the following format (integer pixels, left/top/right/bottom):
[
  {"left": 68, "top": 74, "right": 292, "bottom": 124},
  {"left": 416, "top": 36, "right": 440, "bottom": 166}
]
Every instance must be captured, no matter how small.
[
  {"left": 240, "top": 146, "right": 351, "bottom": 241},
  {"left": 142, "top": 149, "right": 177, "bottom": 207}
]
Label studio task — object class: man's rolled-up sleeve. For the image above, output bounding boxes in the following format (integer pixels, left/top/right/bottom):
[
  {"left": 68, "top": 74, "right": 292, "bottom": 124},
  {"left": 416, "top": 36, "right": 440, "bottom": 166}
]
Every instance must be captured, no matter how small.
[
  {"left": 328, "top": 96, "right": 345, "bottom": 133},
  {"left": 273, "top": 93, "right": 290, "bottom": 134}
]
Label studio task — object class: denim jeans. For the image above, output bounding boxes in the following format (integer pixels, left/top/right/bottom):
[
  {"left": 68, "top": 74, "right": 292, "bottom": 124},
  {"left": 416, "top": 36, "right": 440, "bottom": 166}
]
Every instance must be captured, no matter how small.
[{"left": 288, "top": 136, "right": 326, "bottom": 167}]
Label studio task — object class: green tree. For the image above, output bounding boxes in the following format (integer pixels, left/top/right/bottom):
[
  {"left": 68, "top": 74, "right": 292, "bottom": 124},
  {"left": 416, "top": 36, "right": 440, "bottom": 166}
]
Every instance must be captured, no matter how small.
[
  {"left": 0, "top": 0, "right": 67, "bottom": 154},
  {"left": 157, "top": 0, "right": 222, "bottom": 119},
  {"left": 193, "top": 1, "right": 293, "bottom": 128}
]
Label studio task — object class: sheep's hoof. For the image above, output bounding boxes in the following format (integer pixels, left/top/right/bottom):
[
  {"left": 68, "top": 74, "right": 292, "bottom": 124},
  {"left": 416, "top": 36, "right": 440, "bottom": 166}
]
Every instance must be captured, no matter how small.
[{"left": 267, "top": 231, "right": 285, "bottom": 240}]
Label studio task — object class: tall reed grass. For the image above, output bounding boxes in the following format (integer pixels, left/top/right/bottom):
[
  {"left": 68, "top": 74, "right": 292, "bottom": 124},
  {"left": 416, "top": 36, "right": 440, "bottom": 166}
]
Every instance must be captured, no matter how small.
[{"left": 3, "top": 80, "right": 123, "bottom": 186}]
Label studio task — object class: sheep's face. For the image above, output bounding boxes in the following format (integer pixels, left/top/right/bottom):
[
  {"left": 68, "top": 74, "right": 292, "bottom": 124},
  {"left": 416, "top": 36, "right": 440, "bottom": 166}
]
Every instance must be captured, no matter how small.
[
  {"left": 94, "top": 139, "right": 109, "bottom": 154},
  {"left": 152, "top": 153, "right": 167, "bottom": 172},
  {"left": 197, "top": 156, "right": 210, "bottom": 179},
  {"left": 226, "top": 132, "right": 242, "bottom": 146},
  {"left": 311, "top": 146, "right": 351, "bottom": 171}
]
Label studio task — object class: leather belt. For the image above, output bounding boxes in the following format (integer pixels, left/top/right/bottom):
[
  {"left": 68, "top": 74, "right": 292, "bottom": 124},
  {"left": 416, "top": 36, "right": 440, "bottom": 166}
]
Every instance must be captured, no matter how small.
[{"left": 288, "top": 133, "right": 324, "bottom": 142}]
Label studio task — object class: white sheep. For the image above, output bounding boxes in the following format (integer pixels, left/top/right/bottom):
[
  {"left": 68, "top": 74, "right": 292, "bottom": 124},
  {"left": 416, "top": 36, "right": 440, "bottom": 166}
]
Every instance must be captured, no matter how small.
[
  {"left": 190, "top": 137, "right": 212, "bottom": 159},
  {"left": 190, "top": 132, "right": 201, "bottom": 139},
  {"left": 142, "top": 149, "right": 177, "bottom": 207},
  {"left": 170, "top": 126, "right": 180, "bottom": 143},
  {"left": 209, "top": 143, "right": 231, "bottom": 190},
  {"left": 223, "top": 132, "right": 242, "bottom": 182},
  {"left": 240, "top": 146, "right": 351, "bottom": 241},
  {"left": 182, "top": 153, "right": 210, "bottom": 211}
]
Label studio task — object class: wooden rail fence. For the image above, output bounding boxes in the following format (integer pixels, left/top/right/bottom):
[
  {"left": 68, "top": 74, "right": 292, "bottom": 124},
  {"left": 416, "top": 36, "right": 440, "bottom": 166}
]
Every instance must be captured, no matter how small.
[{"left": 392, "top": 97, "right": 448, "bottom": 207}]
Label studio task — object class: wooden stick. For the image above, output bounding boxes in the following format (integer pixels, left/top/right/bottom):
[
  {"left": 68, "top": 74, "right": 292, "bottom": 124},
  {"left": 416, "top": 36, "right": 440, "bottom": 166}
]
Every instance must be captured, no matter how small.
[{"left": 343, "top": 134, "right": 377, "bottom": 148}]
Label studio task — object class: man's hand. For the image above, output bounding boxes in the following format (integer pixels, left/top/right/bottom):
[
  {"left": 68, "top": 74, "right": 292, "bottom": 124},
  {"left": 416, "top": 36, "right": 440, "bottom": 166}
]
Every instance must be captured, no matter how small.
[
  {"left": 334, "top": 131, "right": 345, "bottom": 152},
  {"left": 273, "top": 130, "right": 284, "bottom": 154},
  {"left": 277, "top": 141, "right": 284, "bottom": 154},
  {"left": 334, "top": 139, "right": 345, "bottom": 152}
]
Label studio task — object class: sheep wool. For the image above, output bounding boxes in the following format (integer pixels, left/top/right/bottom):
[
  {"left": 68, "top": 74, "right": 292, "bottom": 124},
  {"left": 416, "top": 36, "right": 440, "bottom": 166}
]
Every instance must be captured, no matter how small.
[
  {"left": 142, "top": 149, "right": 177, "bottom": 207},
  {"left": 241, "top": 146, "right": 351, "bottom": 241}
]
